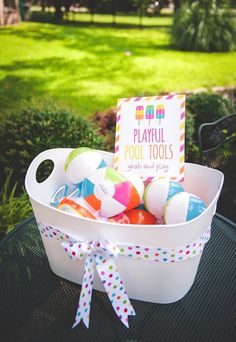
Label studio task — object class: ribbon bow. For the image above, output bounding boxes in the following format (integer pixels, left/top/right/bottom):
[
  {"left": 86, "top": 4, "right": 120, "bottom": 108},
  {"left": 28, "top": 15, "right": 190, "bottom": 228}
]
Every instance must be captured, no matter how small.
[{"left": 61, "top": 239, "right": 135, "bottom": 328}]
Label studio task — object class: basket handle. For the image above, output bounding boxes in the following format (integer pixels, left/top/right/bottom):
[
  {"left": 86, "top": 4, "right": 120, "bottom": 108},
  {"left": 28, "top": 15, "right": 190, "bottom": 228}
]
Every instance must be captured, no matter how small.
[{"left": 25, "top": 148, "right": 72, "bottom": 193}]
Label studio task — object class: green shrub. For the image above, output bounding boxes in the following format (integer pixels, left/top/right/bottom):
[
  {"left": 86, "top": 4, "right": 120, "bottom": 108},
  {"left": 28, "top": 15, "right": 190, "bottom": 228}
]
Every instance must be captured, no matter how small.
[
  {"left": 0, "top": 103, "right": 105, "bottom": 190},
  {"left": 92, "top": 109, "right": 116, "bottom": 152},
  {"left": 185, "top": 110, "right": 199, "bottom": 162},
  {"left": 186, "top": 92, "right": 234, "bottom": 133},
  {"left": 172, "top": 0, "right": 235, "bottom": 52},
  {"left": 0, "top": 172, "right": 32, "bottom": 237}
]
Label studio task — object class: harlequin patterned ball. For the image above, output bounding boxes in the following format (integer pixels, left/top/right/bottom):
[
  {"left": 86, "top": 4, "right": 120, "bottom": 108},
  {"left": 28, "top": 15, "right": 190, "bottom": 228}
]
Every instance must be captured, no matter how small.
[
  {"left": 64, "top": 147, "right": 107, "bottom": 185},
  {"left": 126, "top": 204, "right": 157, "bottom": 225},
  {"left": 120, "top": 171, "right": 145, "bottom": 205},
  {"left": 164, "top": 192, "right": 207, "bottom": 224},
  {"left": 144, "top": 178, "right": 184, "bottom": 219},
  {"left": 81, "top": 167, "right": 144, "bottom": 218}
]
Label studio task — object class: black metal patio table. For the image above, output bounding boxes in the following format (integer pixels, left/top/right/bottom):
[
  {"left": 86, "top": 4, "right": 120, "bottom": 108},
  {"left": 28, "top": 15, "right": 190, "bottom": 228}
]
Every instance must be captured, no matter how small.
[{"left": 0, "top": 214, "right": 235, "bottom": 342}]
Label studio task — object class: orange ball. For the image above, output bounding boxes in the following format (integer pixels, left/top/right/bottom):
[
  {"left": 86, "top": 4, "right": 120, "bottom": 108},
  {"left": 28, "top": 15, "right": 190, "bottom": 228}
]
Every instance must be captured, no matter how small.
[
  {"left": 109, "top": 213, "right": 130, "bottom": 224},
  {"left": 126, "top": 208, "right": 156, "bottom": 225},
  {"left": 58, "top": 198, "right": 97, "bottom": 220}
]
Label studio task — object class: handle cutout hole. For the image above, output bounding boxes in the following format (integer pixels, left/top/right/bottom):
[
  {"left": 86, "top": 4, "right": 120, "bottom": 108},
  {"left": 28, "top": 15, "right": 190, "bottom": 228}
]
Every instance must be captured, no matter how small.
[{"left": 36, "top": 159, "right": 54, "bottom": 183}]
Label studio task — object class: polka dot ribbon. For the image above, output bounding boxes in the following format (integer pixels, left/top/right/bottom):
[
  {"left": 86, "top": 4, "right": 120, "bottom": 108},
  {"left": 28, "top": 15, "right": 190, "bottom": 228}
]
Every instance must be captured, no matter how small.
[
  {"left": 62, "top": 239, "right": 135, "bottom": 328},
  {"left": 38, "top": 223, "right": 211, "bottom": 328}
]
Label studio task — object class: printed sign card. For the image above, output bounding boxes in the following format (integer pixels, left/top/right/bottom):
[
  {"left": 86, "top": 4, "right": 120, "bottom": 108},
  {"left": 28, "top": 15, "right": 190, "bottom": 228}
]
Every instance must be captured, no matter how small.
[{"left": 114, "top": 95, "right": 185, "bottom": 181}]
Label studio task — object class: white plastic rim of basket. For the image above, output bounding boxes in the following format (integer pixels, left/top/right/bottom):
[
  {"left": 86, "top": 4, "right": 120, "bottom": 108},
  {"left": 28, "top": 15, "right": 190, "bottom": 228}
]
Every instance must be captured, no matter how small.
[
  {"left": 25, "top": 148, "right": 224, "bottom": 305},
  {"left": 25, "top": 148, "right": 223, "bottom": 229}
]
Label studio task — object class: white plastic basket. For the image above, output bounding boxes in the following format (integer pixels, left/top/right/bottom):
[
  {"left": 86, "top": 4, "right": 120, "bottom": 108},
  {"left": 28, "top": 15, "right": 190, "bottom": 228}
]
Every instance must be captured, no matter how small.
[{"left": 25, "top": 148, "right": 224, "bottom": 304}]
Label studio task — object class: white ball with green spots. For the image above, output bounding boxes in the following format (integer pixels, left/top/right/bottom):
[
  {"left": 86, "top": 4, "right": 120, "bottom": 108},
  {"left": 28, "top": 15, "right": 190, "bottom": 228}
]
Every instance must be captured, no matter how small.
[
  {"left": 64, "top": 147, "right": 107, "bottom": 185},
  {"left": 144, "top": 178, "right": 184, "bottom": 219}
]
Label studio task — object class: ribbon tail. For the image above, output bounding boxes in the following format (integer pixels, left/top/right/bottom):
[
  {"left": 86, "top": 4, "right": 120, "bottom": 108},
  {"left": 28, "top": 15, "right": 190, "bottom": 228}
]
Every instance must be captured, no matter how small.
[
  {"left": 72, "top": 253, "right": 96, "bottom": 329},
  {"left": 96, "top": 258, "right": 135, "bottom": 328}
]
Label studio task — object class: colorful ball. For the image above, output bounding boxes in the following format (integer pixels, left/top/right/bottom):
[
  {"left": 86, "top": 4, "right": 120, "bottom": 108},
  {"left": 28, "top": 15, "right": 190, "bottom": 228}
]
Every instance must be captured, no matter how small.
[
  {"left": 120, "top": 171, "right": 145, "bottom": 205},
  {"left": 164, "top": 192, "right": 207, "bottom": 224},
  {"left": 109, "top": 213, "right": 130, "bottom": 224},
  {"left": 58, "top": 198, "right": 97, "bottom": 220},
  {"left": 64, "top": 147, "right": 107, "bottom": 185},
  {"left": 126, "top": 204, "right": 156, "bottom": 225},
  {"left": 81, "top": 167, "right": 144, "bottom": 218},
  {"left": 144, "top": 178, "right": 184, "bottom": 219}
]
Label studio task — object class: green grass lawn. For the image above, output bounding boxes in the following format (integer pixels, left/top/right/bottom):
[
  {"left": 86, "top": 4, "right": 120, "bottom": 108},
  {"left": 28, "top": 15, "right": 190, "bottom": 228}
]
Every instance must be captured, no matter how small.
[{"left": 0, "top": 14, "right": 236, "bottom": 117}]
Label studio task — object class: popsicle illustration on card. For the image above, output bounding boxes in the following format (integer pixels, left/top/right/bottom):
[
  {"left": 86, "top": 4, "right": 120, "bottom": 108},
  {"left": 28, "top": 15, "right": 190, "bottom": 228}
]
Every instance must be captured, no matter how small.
[
  {"left": 114, "top": 95, "right": 185, "bottom": 181},
  {"left": 146, "top": 105, "right": 154, "bottom": 125},
  {"left": 135, "top": 105, "right": 144, "bottom": 125},
  {"left": 156, "top": 104, "right": 165, "bottom": 125}
]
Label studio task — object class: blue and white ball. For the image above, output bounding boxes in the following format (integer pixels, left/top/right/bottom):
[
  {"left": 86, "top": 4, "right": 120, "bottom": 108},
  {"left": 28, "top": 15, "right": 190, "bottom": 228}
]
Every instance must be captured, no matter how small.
[
  {"left": 164, "top": 192, "right": 207, "bottom": 224},
  {"left": 144, "top": 178, "right": 184, "bottom": 219},
  {"left": 64, "top": 147, "right": 107, "bottom": 185}
]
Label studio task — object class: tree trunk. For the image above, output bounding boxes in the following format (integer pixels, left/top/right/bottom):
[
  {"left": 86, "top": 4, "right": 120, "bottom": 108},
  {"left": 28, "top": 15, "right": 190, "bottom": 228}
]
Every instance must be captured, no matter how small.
[
  {"left": 65, "top": 0, "right": 70, "bottom": 13},
  {"left": 173, "top": 0, "right": 181, "bottom": 11},
  {"left": 54, "top": 0, "right": 63, "bottom": 21},
  {"left": 112, "top": 0, "right": 117, "bottom": 26},
  {"left": 138, "top": 0, "right": 144, "bottom": 29},
  {"left": 41, "top": 0, "right": 46, "bottom": 12},
  {"left": 0, "top": 0, "right": 4, "bottom": 26},
  {"left": 89, "top": 0, "right": 94, "bottom": 24}
]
